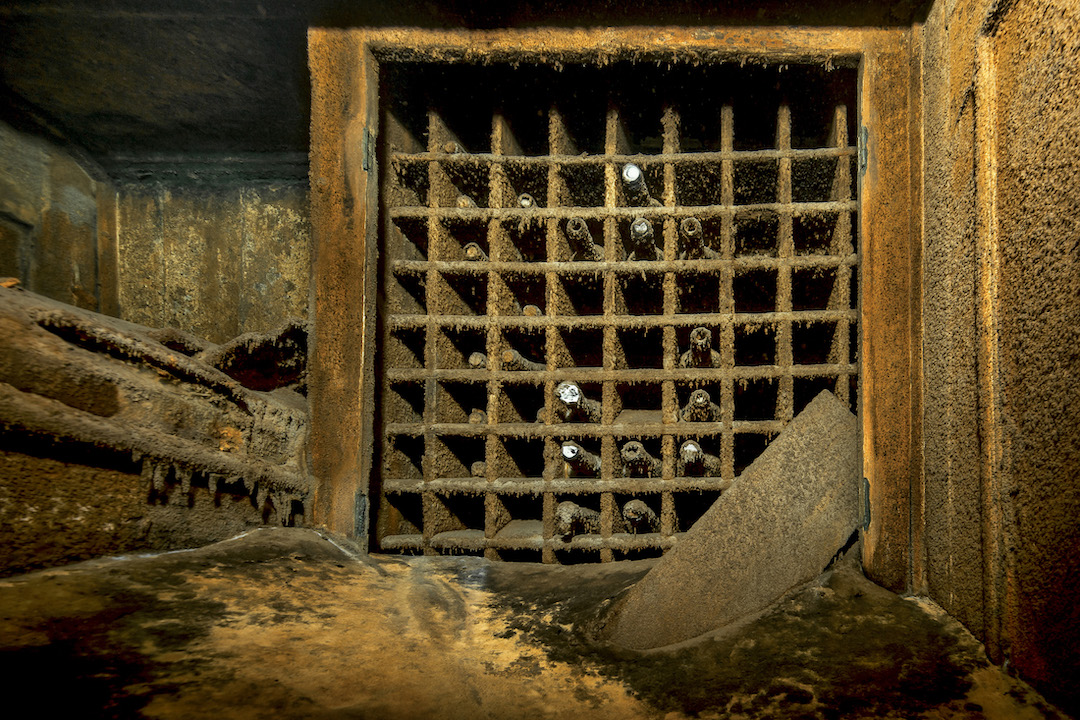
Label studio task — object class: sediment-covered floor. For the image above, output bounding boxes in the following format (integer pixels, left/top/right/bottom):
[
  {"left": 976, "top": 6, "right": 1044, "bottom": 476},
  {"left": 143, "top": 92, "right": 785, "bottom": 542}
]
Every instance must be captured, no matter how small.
[{"left": 0, "top": 527, "right": 1063, "bottom": 719}]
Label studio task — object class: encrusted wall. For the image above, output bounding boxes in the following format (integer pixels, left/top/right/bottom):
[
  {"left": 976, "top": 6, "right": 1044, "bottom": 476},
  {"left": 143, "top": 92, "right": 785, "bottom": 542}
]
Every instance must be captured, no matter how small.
[
  {"left": 1, "top": 0, "right": 1078, "bottom": 711},
  {"left": 0, "top": 130, "right": 313, "bottom": 574},
  {"left": 0, "top": 446, "right": 268, "bottom": 576},
  {"left": 0, "top": 120, "right": 112, "bottom": 311},
  {"left": 0, "top": 119, "right": 311, "bottom": 343},
  {"left": 920, "top": 0, "right": 1080, "bottom": 714},
  {"left": 116, "top": 181, "right": 310, "bottom": 344}
]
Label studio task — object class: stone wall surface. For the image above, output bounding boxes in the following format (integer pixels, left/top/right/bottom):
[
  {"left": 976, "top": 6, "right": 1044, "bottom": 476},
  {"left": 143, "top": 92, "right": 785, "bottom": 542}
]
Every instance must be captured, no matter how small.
[
  {"left": 0, "top": 120, "right": 108, "bottom": 311},
  {"left": 991, "top": 0, "right": 1080, "bottom": 710},
  {"left": 0, "top": 448, "right": 268, "bottom": 576},
  {"left": 920, "top": 0, "right": 1080, "bottom": 714},
  {"left": 0, "top": 287, "right": 313, "bottom": 577},
  {"left": 921, "top": 0, "right": 988, "bottom": 642},
  {"left": 116, "top": 182, "right": 310, "bottom": 344}
]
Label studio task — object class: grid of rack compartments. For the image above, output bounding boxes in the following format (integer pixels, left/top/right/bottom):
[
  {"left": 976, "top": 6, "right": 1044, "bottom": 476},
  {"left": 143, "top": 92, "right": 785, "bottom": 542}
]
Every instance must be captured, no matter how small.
[{"left": 374, "top": 62, "right": 859, "bottom": 563}]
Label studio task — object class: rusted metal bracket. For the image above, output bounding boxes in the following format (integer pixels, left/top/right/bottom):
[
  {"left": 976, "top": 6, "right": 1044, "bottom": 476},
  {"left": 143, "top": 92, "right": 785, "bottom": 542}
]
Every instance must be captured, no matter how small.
[{"left": 361, "top": 127, "right": 376, "bottom": 171}]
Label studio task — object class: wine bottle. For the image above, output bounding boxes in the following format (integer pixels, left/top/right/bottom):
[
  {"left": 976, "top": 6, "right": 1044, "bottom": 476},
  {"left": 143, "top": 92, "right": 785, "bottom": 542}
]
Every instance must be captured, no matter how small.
[
  {"left": 502, "top": 348, "right": 545, "bottom": 372},
  {"left": 679, "top": 217, "right": 717, "bottom": 260},
  {"left": 463, "top": 242, "right": 488, "bottom": 261},
  {"left": 456, "top": 194, "right": 477, "bottom": 208},
  {"left": 628, "top": 217, "right": 662, "bottom": 261},
  {"left": 620, "top": 440, "right": 661, "bottom": 477},
  {"left": 622, "top": 499, "right": 659, "bottom": 534},
  {"left": 621, "top": 163, "right": 661, "bottom": 208},
  {"left": 679, "top": 326, "right": 722, "bottom": 368},
  {"left": 554, "top": 380, "right": 603, "bottom": 423},
  {"left": 443, "top": 141, "right": 465, "bottom": 154},
  {"left": 470, "top": 460, "right": 487, "bottom": 477},
  {"left": 468, "top": 408, "right": 488, "bottom": 424},
  {"left": 508, "top": 295, "right": 542, "bottom": 316},
  {"left": 517, "top": 193, "right": 536, "bottom": 209},
  {"left": 679, "top": 388, "right": 722, "bottom": 422},
  {"left": 468, "top": 352, "right": 489, "bottom": 370},
  {"left": 561, "top": 441, "right": 601, "bottom": 476},
  {"left": 555, "top": 500, "right": 600, "bottom": 538},
  {"left": 678, "top": 439, "right": 722, "bottom": 477},
  {"left": 566, "top": 217, "right": 604, "bottom": 262}
]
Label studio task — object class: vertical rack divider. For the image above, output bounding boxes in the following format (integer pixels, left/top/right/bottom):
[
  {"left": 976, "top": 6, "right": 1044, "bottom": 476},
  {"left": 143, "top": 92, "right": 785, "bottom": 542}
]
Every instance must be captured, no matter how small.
[
  {"left": 542, "top": 105, "right": 565, "bottom": 564},
  {"left": 484, "top": 112, "right": 506, "bottom": 560},
  {"left": 829, "top": 104, "right": 854, "bottom": 407},
  {"left": 421, "top": 109, "right": 444, "bottom": 554},
  {"left": 602, "top": 102, "right": 621, "bottom": 488},
  {"left": 660, "top": 105, "right": 679, "bottom": 523},
  {"left": 719, "top": 105, "right": 737, "bottom": 483},
  {"left": 600, "top": 490, "right": 615, "bottom": 562},
  {"left": 775, "top": 105, "right": 795, "bottom": 424},
  {"left": 600, "top": 103, "right": 624, "bottom": 563},
  {"left": 542, "top": 491, "right": 556, "bottom": 564},
  {"left": 660, "top": 489, "right": 676, "bottom": 538}
]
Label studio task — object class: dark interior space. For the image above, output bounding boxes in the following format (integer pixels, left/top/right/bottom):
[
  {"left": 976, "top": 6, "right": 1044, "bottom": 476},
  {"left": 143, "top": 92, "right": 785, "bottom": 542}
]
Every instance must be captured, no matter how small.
[{"left": 1, "top": 1, "right": 1078, "bottom": 718}]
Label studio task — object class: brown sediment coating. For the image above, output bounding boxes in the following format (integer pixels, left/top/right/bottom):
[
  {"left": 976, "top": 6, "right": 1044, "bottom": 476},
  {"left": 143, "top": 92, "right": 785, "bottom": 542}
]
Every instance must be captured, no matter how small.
[
  {"left": 368, "top": 46, "right": 860, "bottom": 564},
  {"left": 606, "top": 390, "right": 859, "bottom": 649},
  {"left": 918, "top": 0, "right": 1080, "bottom": 711}
]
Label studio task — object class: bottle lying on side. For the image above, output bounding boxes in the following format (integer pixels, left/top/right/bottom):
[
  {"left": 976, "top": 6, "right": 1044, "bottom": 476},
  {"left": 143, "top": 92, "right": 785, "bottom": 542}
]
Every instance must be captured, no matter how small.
[
  {"left": 502, "top": 348, "right": 545, "bottom": 372},
  {"left": 566, "top": 217, "right": 604, "bottom": 262},
  {"left": 561, "top": 440, "right": 601, "bottom": 477},
  {"left": 628, "top": 217, "right": 662, "bottom": 261},
  {"left": 679, "top": 326, "right": 722, "bottom": 368},
  {"left": 621, "top": 440, "right": 661, "bottom": 478},
  {"left": 547, "top": 380, "right": 603, "bottom": 423},
  {"left": 621, "top": 163, "right": 661, "bottom": 208},
  {"left": 622, "top": 499, "right": 659, "bottom": 534},
  {"left": 679, "top": 217, "right": 718, "bottom": 260},
  {"left": 554, "top": 500, "right": 600, "bottom": 539},
  {"left": 678, "top": 439, "right": 722, "bottom": 477},
  {"left": 680, "top": 388, "right": 721, "bottom": 422}
]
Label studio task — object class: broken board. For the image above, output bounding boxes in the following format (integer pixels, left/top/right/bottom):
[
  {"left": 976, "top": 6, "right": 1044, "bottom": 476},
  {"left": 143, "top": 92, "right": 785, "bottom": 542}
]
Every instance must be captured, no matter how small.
[{"left": 605, "top": 389, "right": 860, "bottom": 649}]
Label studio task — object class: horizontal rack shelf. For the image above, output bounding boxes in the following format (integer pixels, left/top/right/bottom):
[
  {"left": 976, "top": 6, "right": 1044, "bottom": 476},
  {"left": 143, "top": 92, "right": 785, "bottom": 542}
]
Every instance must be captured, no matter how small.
[
  {"left": 387, "top": 310, "right": 858, "bottom": 330},
  {"left": 391, "top": 255, "right": 858, "bottom": 274},
  {"left": 385, "top": 364, "right": 857, "bottom": 384},
  {"left": 391, "top": 147, "right": 857, "bottom": 166},
  {"left": 384, "top": 421, "right": 781, "bottom": 437},
  {"left": 389, "top": 201, "right": 858, "bottom": 221},
  {"left": 382, "top": 476, "right": 733, "bottom": 494},
  {"left": 382, "top": 529, "right": 683, "bottom": 553}
]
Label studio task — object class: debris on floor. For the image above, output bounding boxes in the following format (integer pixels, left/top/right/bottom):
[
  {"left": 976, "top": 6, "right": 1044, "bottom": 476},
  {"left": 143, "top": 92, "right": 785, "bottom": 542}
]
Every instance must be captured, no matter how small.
[
  {"left": 0, "top": 527, "right": 1063, "bottom": 720},
  {"left": 606, "top": 389, "right": 860, "bottom": 649}
]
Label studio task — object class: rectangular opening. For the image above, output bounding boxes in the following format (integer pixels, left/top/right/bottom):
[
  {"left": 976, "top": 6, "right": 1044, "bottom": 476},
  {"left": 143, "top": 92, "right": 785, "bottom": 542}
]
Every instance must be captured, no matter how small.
[
  {"left": 383, "top": 433, "right": 424, "bottom": 480},
  {"left": 499, "top": 381, "right": 544, "bottom": 424},
  {"left": 617, "top": 272, "right": 665, "bottom": 315},
  {"left": 372, "top": 54, "right": 859, "bottom": 563}
]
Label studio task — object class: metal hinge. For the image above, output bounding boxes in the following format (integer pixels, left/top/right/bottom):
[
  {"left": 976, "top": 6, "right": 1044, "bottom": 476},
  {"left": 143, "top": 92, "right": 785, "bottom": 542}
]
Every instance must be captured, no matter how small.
[
  {"left": 862, "top": 476, "right": 872, "bottom": 529},
  {"left": 354, "top": 491, "right": 369, "bottom": 537},
  {"left": 361, "top": 127, "right": 376, "bottom": 171},
  {"left": 858, "top": 126, "right": 869, "bottom": 178}
]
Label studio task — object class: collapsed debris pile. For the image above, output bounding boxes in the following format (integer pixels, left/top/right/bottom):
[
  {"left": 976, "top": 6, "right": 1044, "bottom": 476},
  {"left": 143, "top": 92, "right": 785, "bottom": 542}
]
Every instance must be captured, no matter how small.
[{"left": 0, "top": 286, "right": 313, "bottom": 527}]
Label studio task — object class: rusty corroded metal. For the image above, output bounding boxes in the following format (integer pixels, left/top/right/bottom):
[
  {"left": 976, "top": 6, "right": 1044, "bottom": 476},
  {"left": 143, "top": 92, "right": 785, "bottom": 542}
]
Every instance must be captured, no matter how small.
[{"left": 310, "top": 27, "right": 915, "bottom": 574}]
